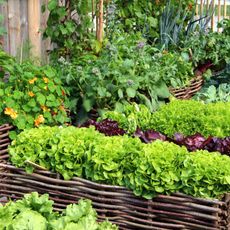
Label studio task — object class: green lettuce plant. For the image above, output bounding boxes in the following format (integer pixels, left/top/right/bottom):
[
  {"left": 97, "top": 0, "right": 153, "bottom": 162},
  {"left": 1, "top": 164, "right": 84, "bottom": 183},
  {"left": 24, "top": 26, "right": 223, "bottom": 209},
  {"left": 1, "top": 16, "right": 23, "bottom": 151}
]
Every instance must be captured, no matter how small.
[
  {"left": 102, "top": 100, "right": 230, "bottom": 138},
  {"left": 0, "top": 192, "right": 117, "bottom": 230},
  {"left": 9, "top": 126, "right": 230, "bottom": 199}
]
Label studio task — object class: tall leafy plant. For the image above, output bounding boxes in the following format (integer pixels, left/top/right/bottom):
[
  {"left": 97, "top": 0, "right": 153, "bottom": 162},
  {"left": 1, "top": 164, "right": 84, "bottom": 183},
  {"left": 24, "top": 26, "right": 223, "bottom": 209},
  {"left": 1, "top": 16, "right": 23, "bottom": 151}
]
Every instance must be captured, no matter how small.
[
  {"left": 160, "top": 0, "right": 214, "bottom": 50},
  {"left": 43, "top": 0, "right": 94, "bottom": 59}
]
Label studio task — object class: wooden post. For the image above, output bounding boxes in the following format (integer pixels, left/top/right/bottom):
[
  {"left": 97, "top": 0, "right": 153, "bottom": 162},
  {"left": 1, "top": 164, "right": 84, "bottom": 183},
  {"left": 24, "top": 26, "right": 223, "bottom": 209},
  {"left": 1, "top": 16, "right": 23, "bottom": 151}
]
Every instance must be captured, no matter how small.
[
  {"left": 28, "top": 0, "right": 41, "bottom": 59},
  {"left": 97, "top": 0, "right": 103, "bottom": 42},
  {"left": 8, "top": 0, "right": 21, "bottom": 56}
]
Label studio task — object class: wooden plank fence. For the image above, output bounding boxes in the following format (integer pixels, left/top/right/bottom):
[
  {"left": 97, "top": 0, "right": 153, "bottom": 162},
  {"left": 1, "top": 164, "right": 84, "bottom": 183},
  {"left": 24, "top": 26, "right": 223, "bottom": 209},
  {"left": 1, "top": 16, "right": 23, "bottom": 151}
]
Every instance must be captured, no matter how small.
[
  {"left": 0, "top": 0, "right": 229, "bottom": 61},
  {"left": 0, "top": 0, "right": 50, "bottom": 62}
]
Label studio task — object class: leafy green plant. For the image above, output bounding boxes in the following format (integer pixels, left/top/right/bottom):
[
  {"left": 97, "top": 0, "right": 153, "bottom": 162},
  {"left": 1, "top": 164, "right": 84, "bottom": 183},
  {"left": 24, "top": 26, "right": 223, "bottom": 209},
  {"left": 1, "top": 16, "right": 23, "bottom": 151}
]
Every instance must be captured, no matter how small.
[
  {"left": 150, "top": 100, "right": 230, "bottom": 138},
  {"left": 9, "top": 126, "right": 230, "bottom": 199},
  {"left": 100, "top": 103, "right": 152, "bottom": 134},
  {"left": 43, "top": 0, "right": 94, "bottom": 59},
  {"left": 193, "top": 83, "right": 230, "bottom": 103},
  {"left": 102, "top": 100, "right": 230, "bottom": 138},
  {"left": 56, "top": 32, "right": 195, "bottom": 121},
  {"left": 108, "top": 0, "right": 194, "bottom": 43},
  {"left": 218, "top": 18, "right": 230, "bottom": 35},
  {"left": 0, "top": 50, "right": 70, "bottom": 130},
  {"left": 0, "top": 192, "right": 117, "bottom": 230},
  {"left": 181, "top": 30, "right": 230, "bottom": 71},
  {"left": 56, "top": 33, "right": 170, "bottom": 118},
  {"left": 159, "top": 0, "right": 213, "bottom": 50}
]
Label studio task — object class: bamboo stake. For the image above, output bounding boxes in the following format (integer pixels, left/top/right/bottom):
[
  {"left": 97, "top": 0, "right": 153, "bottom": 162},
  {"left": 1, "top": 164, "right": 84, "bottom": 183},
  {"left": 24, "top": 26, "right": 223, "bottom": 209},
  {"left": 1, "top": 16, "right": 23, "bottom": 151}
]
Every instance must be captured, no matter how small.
[
  {"left": 223, "top": 0, "right": 227, "bottom": 18},
  {"left": 96, "top": 8, "right": 98, "bottom": 37},
  {"left": 97, "top": 0, "right": 103, "bottom": 42},
  {"left": 200, "top": 0, "right": 204, "bottom": 15},
  {"left": 196, "top": 0, "right": 199, "bottom": 15},
  {"left": 105, "top": 0, "right": 109, "bottom": 35}
]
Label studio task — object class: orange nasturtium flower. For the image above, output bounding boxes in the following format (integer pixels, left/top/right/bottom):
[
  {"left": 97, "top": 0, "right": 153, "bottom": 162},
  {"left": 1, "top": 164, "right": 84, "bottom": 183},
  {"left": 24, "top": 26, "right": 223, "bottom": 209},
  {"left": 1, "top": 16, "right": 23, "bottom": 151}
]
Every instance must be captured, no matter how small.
[
  {"left": 34, "top": 115, "right": 45, "bottom": 127},
  {"left": 188, "top": 3, "right": 193, "bottom": 10},
  {"left": 28, "top": 77, "right": 37, "bottom": 84},
  {"left": 4, "top": 107, "right": 18, "bottom": 119},
  {"left": 41, "top": 105, "right": 50, "bottom": 112},
  {"left": 43, "top": 77, "right": 49, "bottom": 83},
  {"left": 28, "top": 91, "right": 35, "bottom": 97},
  {"left": 59, "top": 105, "right": 65, "bottom": 111}
]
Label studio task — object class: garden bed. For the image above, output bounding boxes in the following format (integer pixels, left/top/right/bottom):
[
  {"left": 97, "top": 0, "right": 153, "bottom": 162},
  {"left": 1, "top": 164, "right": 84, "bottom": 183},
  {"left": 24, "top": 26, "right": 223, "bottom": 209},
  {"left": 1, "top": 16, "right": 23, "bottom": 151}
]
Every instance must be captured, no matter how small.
[
  {"left": 0, "top": 162, "right": 229, "bottom": 230},
  {"left": 0, "top": 130, "right": 229, "bottom": 230}
]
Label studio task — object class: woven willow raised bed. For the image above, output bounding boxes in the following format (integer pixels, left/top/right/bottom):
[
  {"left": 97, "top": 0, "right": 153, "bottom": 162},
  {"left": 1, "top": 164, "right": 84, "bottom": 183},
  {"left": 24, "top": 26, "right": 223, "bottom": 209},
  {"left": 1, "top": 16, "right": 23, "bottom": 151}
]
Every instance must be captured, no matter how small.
[
  {"left": 0, "top": 124, "right": 13, "bottom": 159},
  {"left": 169, "top": 75, "right": 204, "bottom": 99},
  {"left": 0, "top": 125, "right": 230, "bottom": 229}
]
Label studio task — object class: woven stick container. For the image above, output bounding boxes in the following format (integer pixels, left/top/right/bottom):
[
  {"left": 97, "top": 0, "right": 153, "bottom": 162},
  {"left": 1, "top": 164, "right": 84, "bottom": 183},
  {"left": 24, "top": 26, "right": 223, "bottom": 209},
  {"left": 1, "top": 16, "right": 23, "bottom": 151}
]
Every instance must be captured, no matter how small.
[
  {"left": 169, "top": 75, "right": 204, "bottom": 99},
  {"left": 0, "top": 124, "right": 229, "bottom": 230}
]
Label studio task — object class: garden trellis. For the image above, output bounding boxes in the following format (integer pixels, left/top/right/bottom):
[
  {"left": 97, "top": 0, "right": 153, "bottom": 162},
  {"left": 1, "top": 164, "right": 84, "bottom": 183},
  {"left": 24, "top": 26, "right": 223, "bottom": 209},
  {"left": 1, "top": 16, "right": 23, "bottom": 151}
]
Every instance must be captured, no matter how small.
[{"left": 0, "top": 0, "right": 229, "bottom": 59}]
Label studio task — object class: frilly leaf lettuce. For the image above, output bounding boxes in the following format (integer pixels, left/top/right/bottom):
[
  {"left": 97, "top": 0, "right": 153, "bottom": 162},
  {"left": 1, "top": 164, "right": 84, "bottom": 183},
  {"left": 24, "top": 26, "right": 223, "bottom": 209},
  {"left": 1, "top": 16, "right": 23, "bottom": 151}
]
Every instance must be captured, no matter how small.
[
  {"left": 0, "top": 193, "right": 118, "bottom": 230},
  {"left": 9, "top": 210, "right": 47, "bottom": 230},
  {"left": 9, "top": 126, "right": 230, "bottom": 199},
  {"left": 101, "top": 100, "right": 230, "bottom": 138}
]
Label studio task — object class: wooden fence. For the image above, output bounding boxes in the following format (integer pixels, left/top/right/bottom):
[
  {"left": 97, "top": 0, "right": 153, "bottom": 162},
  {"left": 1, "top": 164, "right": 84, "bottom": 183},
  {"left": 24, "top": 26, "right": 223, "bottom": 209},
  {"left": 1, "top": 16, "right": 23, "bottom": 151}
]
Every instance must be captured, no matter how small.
[
  {"left": 0, "top": 0, "right": 229, "bottom": 60},
  {"left": 0, "top": 0, "right": 50, "bottom": 61}
]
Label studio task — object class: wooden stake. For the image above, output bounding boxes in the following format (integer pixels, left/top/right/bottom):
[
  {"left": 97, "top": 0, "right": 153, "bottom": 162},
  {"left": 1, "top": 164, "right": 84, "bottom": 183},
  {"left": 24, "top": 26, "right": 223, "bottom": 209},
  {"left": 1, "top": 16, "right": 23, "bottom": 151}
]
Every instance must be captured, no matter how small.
[
  {"left": 195, "top": 0, "right": 199, "bottom": 16},
  {"left": 223, "top": 0, "right": 227, "bottom": 18},
  {"left": 97, "top": 0, "right": 103, "bottom": 42},
  {"left": 200, "top": 0, "right": 203, "bottom": 15}
]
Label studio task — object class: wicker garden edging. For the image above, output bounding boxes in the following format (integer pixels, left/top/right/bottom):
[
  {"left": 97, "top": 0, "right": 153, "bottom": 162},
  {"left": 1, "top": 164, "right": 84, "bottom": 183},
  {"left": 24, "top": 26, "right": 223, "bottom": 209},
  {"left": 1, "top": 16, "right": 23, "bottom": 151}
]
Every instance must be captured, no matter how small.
[
  {"left": 0, "top": 124, "right": 229, "bottom": 229},
  {"left": 0, "top": 124, "right": 13, "bottom": 158},
  {"left": 169, "top": 75, "right": 204, "bottom": 99}
]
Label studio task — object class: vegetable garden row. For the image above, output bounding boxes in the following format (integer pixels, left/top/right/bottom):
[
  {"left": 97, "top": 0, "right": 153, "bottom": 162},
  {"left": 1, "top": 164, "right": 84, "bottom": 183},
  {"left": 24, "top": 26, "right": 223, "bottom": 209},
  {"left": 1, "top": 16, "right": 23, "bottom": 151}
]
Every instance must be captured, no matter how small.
[{"left": 0, "top": 0, "right": 230, "bottom": 229}]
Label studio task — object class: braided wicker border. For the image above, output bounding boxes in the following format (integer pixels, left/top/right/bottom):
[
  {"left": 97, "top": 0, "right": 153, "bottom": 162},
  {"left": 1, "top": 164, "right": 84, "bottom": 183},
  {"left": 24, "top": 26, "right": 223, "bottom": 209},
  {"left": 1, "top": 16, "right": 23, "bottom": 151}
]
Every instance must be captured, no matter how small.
[
  {"left": 169, "top": 75, "right": 204, "bottom": 99},
  {"left": 0, "top": 124, "right": 13, "bottom": 158}
]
